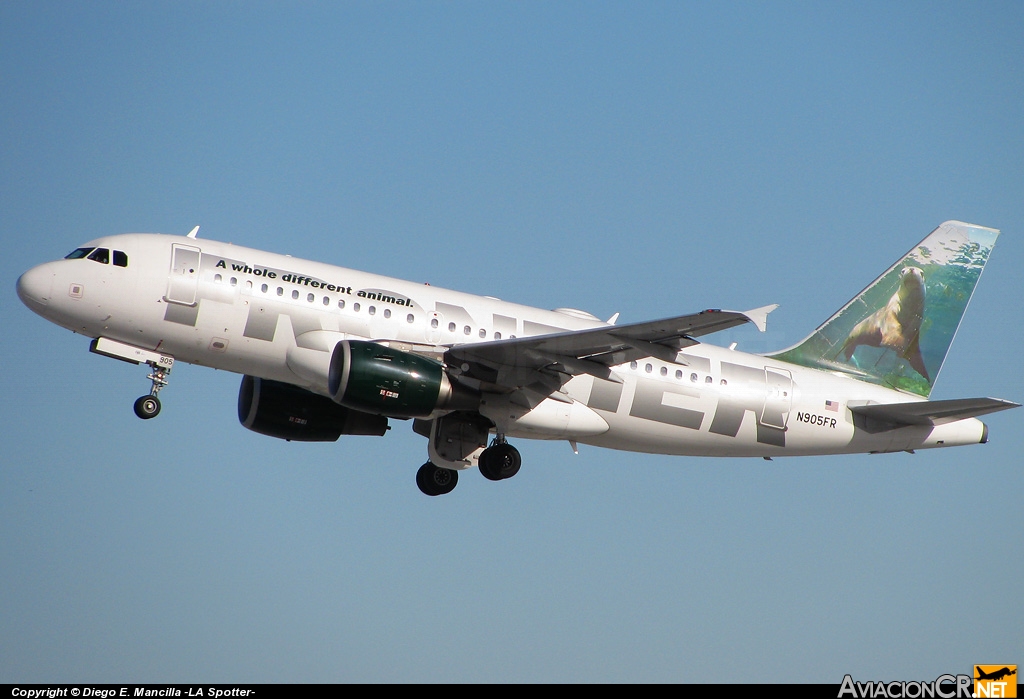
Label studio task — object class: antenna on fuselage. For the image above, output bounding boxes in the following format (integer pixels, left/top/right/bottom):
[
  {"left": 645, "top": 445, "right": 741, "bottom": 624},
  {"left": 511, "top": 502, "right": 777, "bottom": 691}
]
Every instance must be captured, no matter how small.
[{"left": 187, "top": 226, "right": 199, "bottom": 239}]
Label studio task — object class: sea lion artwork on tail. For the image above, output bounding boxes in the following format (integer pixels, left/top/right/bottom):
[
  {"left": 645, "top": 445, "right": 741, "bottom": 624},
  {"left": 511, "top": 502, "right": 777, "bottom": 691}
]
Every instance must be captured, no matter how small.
[
  {"left": 840, "top": 265, "right": 929, "bottom": 381},
  {"left": 769, "top": 222, "right": 999, "bottom": 398}
]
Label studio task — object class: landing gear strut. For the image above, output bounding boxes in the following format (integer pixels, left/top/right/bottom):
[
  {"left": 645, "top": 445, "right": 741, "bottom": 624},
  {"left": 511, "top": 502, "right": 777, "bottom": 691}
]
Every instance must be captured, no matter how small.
[
  {"left": 416, "top": 462, "right": 458, "bottom": 496},
  {"left": 133, "top": 361, "right": 171, "bottom": 420},
  {"left": 478, "top": 435, "right": 521, "bottom": 481}
]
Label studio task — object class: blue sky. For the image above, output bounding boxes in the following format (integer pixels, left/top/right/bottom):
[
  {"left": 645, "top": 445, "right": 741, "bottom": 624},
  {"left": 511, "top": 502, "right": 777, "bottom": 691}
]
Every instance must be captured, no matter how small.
[{"left": 2, "top": 1, "right": 1021, "bottom": 683}]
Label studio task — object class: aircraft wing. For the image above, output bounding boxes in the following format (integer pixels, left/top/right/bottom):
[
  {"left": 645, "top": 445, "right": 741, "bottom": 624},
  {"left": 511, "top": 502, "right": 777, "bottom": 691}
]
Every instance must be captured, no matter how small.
[
  {"left": 849, "top": 397, "right": 1020, "bottom": 426},
  {"left": 444, "top": 305, "right": 776, "bottom": 402}
]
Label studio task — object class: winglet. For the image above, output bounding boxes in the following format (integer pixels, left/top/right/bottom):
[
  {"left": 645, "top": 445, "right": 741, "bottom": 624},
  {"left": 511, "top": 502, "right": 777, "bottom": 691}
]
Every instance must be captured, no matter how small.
[
  {"left": 606, "top": 312, "right": 620, "bottom": 325},
  {"left": 187, "top": 226, "right": 200, "bottom": 239},
  {"left": 742, "top": 304, "right": 778, "bottom": 333}
]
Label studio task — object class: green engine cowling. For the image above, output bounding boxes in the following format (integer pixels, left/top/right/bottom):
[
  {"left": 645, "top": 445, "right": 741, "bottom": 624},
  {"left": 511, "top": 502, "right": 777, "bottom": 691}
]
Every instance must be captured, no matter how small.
[
  {"left": 238, "top": 375, "right": 389, "bottom": 441},
  {"left": 329, "top": 340, "right": 475, "bottom": 418}
]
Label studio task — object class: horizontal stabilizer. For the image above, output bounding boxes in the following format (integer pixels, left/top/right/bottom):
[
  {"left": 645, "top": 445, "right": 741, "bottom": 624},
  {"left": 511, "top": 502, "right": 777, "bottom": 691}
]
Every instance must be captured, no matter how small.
[{"left": 850, "top": 397, "right": 1019, "bottom": 426}]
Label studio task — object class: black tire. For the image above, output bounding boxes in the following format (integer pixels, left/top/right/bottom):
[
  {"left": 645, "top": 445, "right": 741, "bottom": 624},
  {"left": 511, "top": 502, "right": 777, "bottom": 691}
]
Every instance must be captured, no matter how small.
[
  {"left": 134, "top": 395, "right": 161, "bottom": 420},
  {"left": 477, "top": 448, "right": 503, "bottom": 481},
  {"left": 416, "top": 462, "right": 458, "bottom": 496},
  {"left": 492, "top": 443, "right": 522, "bottom": 479},
  {"left": 479, "top": 443, "right": 521, "bottom": 480}
]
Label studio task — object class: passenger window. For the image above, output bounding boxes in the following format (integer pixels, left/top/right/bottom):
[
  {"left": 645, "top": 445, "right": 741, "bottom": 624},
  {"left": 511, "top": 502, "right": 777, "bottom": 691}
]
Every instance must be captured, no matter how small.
[
  {"left": 705, "top": 376, "right": 713, "bottom": 384},
  {"left": 675, "top": 370, "right": 683, "bottom": 379},
  {"left": 690, "top": 373, "right": 698, "bottom": 383},
  {"left": 87, "top": 248, "right": 110, "bottom": 264},
  {"left": 448, "top": 322, "right": 456, "bottom": 332},
  {"left": 338, "top": 299, "right": 345, "bottom": 309},
  {"left": 407, "top": 314, "right": 415, "bottom": 324},
  {"left": 261, "top": 284, "right": 268, "bottom": 293},
  {"left": 323, "top": 296, "right": 330, "bottom": 306},
  {"left": 430, "top": 318, "right": 438, "bottom": 328},
  {"left": 660, "top": 366, "right": 668, "bottom": 376},
  {"left": 291, "top": 290, "right": 299, "bottom": 300},
  {"left": 113, "top": 250, "right": 128, "bottom": 267},
  {"left": 215, "top": 274, "right": 222, "bottom": 283},
  {"left": 383, "top": 309, "right": 391, "bottom": 319},
  {"left": 353, "top": 303, "right": 361, "bottom": 312},
  {"left": 65, "top": 247, "right": 94, "bottom": 260},
  {"left": 479, "top": 328, "right": 487, "bottom": 338},
  {"left": 277, "top": 287, "right": 283, "bottom": 296},
  {"left": 645, "top": 363, "right": 652, "bottom": 373},
  {"left": 494, "top": 332, "right": 501, "bottom": 340},
  {"left": 231, "top": 277, "right": 238, "bottom": 286},
  {"left": 307, "top": 293, "right": 314, "bottom": 303},
  {"left": 464, "top": 326, "right": 471, "bottom": 335},
  {"left": 368, "top": 306, "right": 376, "bottom": 315},
  {"left": 630, "top": 361, "right": 638, "bottom": 370}
]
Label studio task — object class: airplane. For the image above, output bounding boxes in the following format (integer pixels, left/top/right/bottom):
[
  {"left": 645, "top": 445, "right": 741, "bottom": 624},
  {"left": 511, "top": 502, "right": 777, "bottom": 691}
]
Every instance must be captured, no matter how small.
[
  {"left": 16, "top": 220, "right": 1019, "bottom": 496},
  {"left": 975, "top": 667, "right": 1016, "bottom": 682},
  {"left": 974, "top": 667, "right": 1015, "bottom": 683}
]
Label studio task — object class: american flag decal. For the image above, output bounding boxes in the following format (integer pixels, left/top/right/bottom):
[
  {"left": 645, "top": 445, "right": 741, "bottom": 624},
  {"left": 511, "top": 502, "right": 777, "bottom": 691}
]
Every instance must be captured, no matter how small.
[{"left": 824, "top": 400, "right": 839, "bottom": 412}]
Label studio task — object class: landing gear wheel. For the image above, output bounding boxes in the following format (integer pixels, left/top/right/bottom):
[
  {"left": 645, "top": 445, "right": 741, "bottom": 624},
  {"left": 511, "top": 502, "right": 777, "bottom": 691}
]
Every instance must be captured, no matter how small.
[
  {"left": 416, "top": 462, "right": 458, "bottom": 496},
  {"left": 479, "top": 442, "right": 522, "bottom": 481},
  {"left": 134, "top": 395, "right": 161, "bottom": 419},
  {"left": 478, "top": 448, "right": 503, "bottom": 481},
  {"left": 134, "top": 360, "right": 172, "bottom": 419}
]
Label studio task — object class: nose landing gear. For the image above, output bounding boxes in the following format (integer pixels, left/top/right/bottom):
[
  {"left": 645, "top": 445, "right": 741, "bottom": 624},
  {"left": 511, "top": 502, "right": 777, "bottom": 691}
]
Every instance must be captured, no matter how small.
[
  {"left": 133, "top": 360, "right": 171, "bottom": 420},
  {"left": 88, "top": 338, "right": 175, "bottom": 421}
]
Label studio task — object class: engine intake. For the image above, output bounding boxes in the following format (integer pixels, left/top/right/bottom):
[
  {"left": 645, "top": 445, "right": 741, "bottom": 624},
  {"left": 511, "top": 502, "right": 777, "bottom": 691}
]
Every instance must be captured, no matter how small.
[
  {"left": 238, "top": 375, "right": 388, "bottom": 441},
  {"left": 328, "top": 339, "right": 475, "bottom": 418}
]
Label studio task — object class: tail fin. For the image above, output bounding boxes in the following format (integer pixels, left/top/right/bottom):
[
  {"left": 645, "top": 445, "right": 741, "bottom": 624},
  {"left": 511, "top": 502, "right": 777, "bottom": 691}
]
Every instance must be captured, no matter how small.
[{"left": 768, "top": 221, "right": 1000, "bottom": 397}]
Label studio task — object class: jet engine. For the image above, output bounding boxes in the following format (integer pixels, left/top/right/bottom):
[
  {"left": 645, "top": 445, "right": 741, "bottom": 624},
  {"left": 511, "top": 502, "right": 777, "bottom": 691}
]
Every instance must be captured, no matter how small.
[
  {"left": 328, "top": 339, "right": 477, "bottom": 418},
  {"left": 238, "top": 375, "right": 389, "bottom": 441}
]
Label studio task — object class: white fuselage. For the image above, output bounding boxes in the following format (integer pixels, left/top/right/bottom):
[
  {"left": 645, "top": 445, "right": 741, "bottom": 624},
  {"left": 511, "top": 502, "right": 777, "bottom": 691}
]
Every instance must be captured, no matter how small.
[{"left": 17, "top": 233, "right": 986, "bottom": 460}]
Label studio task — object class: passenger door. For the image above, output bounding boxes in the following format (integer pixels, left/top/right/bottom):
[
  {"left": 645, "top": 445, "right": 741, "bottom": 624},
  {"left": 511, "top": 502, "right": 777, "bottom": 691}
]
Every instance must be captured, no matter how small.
[{"left": 165, "top": 244, "right": 201, "bottom": 305}]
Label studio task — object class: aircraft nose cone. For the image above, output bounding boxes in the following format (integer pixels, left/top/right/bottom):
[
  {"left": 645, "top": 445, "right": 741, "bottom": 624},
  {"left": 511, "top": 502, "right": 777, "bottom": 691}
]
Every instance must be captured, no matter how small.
[{"left": 16, "top": 264, "right": 54, "bottom": 313}]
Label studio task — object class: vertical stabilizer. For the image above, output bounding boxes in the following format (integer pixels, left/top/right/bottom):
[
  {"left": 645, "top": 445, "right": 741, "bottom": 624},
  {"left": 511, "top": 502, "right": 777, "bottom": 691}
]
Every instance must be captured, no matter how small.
[{"left": 768, "top": 221, "right": 1000, "bottom": 397}]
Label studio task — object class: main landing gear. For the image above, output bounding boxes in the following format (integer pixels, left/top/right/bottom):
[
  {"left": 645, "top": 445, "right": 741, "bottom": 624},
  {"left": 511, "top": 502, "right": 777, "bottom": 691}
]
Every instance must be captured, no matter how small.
[
  {"left": 478, "top": 436, "right": 521, "bottom": 481},
  {"left": 133, "top": 361, "right": 171, "bottom": 420},
  {"left": 416, "top": 435, "right": 522, "bottom": 496},
  {"left": 416, "top": 462, "right": 458, "bottom": 496}
]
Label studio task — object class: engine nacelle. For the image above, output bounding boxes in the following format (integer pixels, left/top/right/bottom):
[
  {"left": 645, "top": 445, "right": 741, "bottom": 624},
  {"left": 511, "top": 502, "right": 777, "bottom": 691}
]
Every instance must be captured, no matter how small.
[
  {"left": 238, "top": 375, "right": 389, "bottom": 441},
  {"left": 328, "top": 339, "right": 475, "bottom": 418}
]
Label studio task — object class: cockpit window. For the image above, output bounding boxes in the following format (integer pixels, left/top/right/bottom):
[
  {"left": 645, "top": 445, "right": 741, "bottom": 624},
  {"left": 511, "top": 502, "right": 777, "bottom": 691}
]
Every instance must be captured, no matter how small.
[
  {"left": 87, "top": 248, "right": 110, "bottom": 264},
  {"left": 113, "top": 250, "right": 128, "bottom": 267},
  {"left": 65, "top": 247, "right": 94, "bottom": 259}
]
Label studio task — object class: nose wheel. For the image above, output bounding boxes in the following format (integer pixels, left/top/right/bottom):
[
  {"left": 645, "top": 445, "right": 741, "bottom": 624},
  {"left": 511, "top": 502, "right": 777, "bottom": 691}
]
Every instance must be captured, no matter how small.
[
  {"left": 134, "top": 394, "right": 161, "bottom": 419},
  {"left": 133, "top": 361, "right": 170, "bottom": 420}
]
